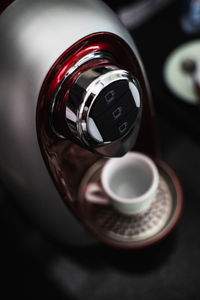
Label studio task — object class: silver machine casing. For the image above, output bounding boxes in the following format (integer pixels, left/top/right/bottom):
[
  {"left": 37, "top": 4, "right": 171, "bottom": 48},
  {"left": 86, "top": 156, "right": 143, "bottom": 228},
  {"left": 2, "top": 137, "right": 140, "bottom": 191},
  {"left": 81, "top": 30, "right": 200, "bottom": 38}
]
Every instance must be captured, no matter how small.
[{"left": 0, "top": 0, "right": 148, "bottom": 246}]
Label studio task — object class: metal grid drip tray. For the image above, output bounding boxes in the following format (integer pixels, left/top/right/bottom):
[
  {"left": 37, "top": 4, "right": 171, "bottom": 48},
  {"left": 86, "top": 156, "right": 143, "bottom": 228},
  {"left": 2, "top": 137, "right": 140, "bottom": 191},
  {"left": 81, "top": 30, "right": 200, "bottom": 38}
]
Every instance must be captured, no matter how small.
[{"left": 78, "top": 158, "right": 183, "bottom": 248}]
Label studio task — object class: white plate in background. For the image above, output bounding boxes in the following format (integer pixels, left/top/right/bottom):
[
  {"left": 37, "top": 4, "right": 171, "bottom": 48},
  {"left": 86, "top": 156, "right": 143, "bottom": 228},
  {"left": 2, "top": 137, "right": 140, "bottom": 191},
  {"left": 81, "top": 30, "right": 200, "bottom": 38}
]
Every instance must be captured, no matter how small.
[{"left": 163, "top": 39, "right": 200, "bottom": 105}]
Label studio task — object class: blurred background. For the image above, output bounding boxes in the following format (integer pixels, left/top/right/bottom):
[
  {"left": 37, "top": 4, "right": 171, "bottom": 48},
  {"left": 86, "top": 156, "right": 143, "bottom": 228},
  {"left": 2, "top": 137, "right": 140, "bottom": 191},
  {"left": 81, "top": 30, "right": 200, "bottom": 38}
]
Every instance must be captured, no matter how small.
[{"left": 1, "top": 0, "right": 200, "bottom": 299}]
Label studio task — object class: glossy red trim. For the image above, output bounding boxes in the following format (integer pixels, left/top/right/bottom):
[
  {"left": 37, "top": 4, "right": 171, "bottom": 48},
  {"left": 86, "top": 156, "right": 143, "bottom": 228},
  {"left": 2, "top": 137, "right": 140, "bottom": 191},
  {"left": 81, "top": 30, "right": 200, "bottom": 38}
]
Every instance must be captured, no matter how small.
[
  {"left": 37, "top": 32, "right": 158, "bottom": 155},
  {"left": 37, "top": 32, "right": 160, "bottom": 249}
]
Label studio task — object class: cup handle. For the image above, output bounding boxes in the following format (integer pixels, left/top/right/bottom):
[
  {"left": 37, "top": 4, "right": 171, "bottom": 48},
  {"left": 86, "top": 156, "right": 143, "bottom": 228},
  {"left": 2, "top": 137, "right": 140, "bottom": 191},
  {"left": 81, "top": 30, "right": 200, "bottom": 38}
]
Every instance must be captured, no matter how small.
[{"left": 84, "top": 182, "right": 109, "bottom": 205}]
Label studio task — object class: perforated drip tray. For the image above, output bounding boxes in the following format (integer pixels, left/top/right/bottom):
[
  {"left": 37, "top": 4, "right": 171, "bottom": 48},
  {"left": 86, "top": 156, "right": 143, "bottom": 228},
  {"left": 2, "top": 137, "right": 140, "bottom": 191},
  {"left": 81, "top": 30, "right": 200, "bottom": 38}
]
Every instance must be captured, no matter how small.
[{"left": 78, "top": 158, "right": 183, "bottom": 248}]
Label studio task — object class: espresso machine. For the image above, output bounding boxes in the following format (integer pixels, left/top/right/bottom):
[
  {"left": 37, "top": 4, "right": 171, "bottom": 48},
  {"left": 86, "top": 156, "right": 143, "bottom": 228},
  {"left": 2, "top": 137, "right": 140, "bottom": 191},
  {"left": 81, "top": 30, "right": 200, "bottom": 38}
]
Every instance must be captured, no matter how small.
[{"left": 0, "top": 0, "right": 183, "bottom": 249}]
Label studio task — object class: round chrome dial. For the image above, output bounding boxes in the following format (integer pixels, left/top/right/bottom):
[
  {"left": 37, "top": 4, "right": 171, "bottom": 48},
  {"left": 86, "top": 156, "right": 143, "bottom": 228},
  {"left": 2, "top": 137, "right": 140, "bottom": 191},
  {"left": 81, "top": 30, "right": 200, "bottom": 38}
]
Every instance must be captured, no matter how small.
[
  {"left": 51, "top": 52, "right": 142, "bottom": 157},
  {"left": 67, "top": 66, "right": 142, "bottom": 156}
]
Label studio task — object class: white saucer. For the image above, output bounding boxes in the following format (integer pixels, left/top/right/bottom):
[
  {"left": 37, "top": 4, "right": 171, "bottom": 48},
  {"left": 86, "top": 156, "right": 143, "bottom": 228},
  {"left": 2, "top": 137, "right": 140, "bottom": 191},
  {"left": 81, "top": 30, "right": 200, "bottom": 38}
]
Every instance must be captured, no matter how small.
[{"left": 163, "top": 39, "right": 200, "bottom": 105}]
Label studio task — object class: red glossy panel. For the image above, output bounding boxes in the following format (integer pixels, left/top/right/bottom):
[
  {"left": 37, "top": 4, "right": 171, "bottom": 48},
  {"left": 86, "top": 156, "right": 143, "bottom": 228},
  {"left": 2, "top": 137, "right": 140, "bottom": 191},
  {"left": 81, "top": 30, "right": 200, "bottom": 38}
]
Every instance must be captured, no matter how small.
[{"left": 36, "top": 32, "right": 159, "bottom": 248}]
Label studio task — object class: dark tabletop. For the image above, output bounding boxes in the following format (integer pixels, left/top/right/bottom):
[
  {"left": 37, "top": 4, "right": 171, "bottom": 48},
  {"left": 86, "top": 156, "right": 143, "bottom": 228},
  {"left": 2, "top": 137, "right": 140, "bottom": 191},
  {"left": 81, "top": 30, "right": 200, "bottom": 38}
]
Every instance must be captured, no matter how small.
[{"left": 1, "top": 1, "right": 200, "bottom": 299}]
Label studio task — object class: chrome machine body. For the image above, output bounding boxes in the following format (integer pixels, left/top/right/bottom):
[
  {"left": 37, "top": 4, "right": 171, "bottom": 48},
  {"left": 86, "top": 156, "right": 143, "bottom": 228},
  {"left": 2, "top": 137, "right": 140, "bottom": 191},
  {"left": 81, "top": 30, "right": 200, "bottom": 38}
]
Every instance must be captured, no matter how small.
[{"left": 0, "top": 0, "right": 157, "bottom": 247}]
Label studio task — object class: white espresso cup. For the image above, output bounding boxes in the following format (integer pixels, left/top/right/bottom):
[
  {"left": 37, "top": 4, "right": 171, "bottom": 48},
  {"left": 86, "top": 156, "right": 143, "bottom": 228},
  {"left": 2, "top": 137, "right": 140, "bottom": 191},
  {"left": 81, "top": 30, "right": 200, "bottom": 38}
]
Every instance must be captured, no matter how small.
[{"left": 85, "top": 152, "right": 159, "bottom": 215}]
